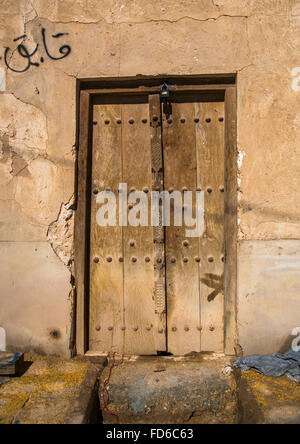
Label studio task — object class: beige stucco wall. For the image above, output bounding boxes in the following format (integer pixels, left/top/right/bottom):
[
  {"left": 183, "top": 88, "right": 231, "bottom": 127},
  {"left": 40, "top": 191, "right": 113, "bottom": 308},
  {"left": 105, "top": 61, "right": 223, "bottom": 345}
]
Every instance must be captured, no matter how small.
[{"left": 0, "top": 0, "right": 299, "bottom": 356}]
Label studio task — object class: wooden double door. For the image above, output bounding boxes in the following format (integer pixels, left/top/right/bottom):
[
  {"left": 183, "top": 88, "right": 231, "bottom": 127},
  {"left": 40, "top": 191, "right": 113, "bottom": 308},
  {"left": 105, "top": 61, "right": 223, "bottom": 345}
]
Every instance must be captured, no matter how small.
[{"left": 89, "top": 92, "right": 225, "bottom": 356}]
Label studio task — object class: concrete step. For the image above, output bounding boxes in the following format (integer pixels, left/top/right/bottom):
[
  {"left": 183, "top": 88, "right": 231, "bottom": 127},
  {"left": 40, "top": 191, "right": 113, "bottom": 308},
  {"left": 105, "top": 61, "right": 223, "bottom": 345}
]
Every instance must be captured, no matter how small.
[{"left": 99, "top": 354, "right": 239, "bottom": 424}]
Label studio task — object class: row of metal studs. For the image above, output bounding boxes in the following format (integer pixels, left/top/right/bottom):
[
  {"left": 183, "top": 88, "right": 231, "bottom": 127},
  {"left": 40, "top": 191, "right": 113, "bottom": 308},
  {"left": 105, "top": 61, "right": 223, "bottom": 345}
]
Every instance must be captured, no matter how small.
[
  {"left": 93, "top": 187, "right": 225, "bottom": 194},
  {"left": 93, "top": 256, "right": 225, "bottom": 264},
  {"left": 95, "top": 326, "right": 216, "bottom": 332},
  {"left": 95, "top": 240, "right": 195, "bottom": 248},
  {"left": 93, "top": 117, "right": 224, "bottom": 125}
]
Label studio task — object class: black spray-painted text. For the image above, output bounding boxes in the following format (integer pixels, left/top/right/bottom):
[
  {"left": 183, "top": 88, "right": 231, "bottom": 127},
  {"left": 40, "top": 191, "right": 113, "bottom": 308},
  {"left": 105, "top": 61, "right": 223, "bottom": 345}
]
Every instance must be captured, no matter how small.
[{"left": 1, "top": 28, "right": 71, "bottom": 73}]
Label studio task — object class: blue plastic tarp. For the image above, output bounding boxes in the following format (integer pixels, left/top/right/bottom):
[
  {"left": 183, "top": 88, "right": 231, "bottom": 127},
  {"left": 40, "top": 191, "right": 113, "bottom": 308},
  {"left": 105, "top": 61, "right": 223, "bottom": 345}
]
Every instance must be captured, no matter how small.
[{"left": 234, "top": 350, "right": 300, "bottom": 383}]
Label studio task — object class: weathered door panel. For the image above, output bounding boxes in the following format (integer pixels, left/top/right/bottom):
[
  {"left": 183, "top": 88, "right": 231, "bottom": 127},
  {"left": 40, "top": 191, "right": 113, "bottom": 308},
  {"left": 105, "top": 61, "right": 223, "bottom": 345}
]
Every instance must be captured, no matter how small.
[
  {"left": 121, "top": 101, "right": 160, "bottom": 354},
  {"left": 89, "top": 104, "right": 124, "bottom": 353},
  {"left": 196, "top": 102, "right": 225, "bottom": 352},
  {"left": 163, "top": 99, "right": 225, "bottom": 355},
  {"left": 89, "top": 98, "right": 165, "bottom": 355},
  {"left": 163, "top": 102, "right": 201, "bottom": 355}
]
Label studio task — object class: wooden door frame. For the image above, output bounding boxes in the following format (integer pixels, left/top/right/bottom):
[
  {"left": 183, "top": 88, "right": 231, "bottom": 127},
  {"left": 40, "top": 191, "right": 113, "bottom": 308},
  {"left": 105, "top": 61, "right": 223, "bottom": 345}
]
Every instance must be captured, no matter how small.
[{"left": 74, "top": 76, "right": 237, "bottom": 356}]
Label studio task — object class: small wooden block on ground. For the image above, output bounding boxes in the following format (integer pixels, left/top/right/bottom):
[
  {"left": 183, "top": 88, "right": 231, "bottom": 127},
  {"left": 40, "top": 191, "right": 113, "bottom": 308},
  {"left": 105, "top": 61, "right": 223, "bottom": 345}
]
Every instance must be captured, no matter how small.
[{"left": 0, "top": 352, "right": 24, "bottom": 376}]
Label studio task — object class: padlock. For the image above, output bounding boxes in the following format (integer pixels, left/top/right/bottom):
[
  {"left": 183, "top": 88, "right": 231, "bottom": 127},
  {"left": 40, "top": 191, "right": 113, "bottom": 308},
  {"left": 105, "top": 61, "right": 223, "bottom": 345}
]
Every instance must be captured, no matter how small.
[{"left": 160, "top": 83, "right": 170, "bottom": 98}]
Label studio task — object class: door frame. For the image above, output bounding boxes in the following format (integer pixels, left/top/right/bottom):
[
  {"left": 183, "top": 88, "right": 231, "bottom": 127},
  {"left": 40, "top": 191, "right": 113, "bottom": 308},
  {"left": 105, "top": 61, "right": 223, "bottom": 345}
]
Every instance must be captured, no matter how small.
[{"left": 74, "top": 75, "right": 237, "bottom": 356}]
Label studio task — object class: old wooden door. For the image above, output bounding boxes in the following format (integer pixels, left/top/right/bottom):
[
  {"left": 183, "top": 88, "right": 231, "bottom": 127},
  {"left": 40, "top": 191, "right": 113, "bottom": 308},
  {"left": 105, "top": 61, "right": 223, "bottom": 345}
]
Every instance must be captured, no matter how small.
[{"left": 89, "top": 93, "right": 225, "bottom": 355}]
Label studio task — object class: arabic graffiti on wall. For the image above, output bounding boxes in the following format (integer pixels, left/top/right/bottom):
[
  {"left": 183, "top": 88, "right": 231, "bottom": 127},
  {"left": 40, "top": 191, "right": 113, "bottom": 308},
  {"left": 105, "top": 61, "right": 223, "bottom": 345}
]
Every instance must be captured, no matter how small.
[{"left": 0, "top": 28, "right": 71, "bottom": 73}]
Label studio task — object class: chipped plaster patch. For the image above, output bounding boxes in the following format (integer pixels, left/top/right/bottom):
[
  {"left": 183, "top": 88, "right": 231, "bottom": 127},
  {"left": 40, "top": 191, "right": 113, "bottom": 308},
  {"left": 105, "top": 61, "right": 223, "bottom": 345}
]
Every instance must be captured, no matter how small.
[
  {"left": 47, "top": 196, "right": 75, "bottom": 268},
  {"left": 238, "top": 149, "right": 245, "bottom": 169},
  {"left": 11, "top": 153, "right": 30, "bottom": 177},
  {"left": 0, "top": 68, "right": 6, "bottom": 92},
  {"left": 291, "top": 67, "right": 300, "bottom": 92},
  {"left": 0, "top": 94, "right": 48, "bottom": 154},
  {"left": 237, "top": 149, "right": 245, "bottom": 204}
]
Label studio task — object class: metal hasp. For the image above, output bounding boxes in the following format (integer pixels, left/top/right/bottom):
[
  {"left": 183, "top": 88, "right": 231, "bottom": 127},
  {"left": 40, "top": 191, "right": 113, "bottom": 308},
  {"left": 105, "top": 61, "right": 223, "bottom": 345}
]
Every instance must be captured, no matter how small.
[{"left": 149, "top": 94, "right": 167, "bottom": 352}]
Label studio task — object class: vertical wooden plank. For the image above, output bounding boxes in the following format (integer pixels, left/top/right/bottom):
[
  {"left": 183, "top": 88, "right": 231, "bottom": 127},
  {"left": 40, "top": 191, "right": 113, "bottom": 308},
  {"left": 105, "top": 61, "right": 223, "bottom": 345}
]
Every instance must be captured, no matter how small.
[
  {"left": 149, "top": 95, "right": 167, "bottom": 352},
  {"left": 89, "top": 104, "right": 124, "bottom": 353},
  {"left": 75, "top": 90, "right": 90, "bottom": 355},
  {"left": 224, "top": 87, "right": 238, "bottom": 355},
  {"left": 196, "top": 101, "right": 225, "bottom": 352},
  {"left": 122, "top": 102, "right": 159, "bottom": 355},
  {"left": 163, "top": 102, "right": 201, "bottom": 355}
]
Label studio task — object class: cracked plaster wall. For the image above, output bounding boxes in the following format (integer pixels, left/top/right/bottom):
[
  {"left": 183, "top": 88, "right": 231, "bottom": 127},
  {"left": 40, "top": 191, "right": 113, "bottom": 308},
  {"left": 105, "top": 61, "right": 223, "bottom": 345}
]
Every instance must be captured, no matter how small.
[{"left": 0, "top": 0, "right": 299, "bottom": 356}]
